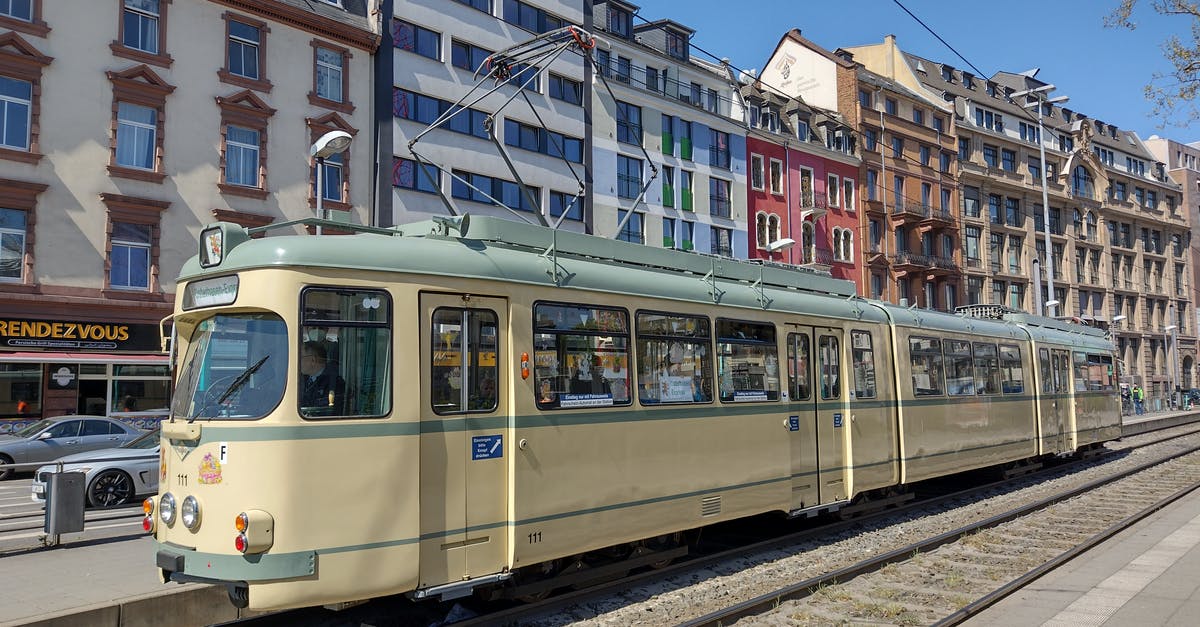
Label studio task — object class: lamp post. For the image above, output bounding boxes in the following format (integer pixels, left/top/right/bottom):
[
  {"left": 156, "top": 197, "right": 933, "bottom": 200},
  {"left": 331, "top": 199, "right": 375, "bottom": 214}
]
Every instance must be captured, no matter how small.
[
  {"left": 310, "top": 130, "right": 354, "bottom": 235},
  {"left": 1011, "top": 85, "right": 1068, "bottom": 316}
]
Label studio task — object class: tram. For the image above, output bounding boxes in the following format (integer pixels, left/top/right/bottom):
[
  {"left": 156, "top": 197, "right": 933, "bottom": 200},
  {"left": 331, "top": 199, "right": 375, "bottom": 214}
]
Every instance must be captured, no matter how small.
[{"left": 149, "top": 215, "right": 1119, "bottom": 609}]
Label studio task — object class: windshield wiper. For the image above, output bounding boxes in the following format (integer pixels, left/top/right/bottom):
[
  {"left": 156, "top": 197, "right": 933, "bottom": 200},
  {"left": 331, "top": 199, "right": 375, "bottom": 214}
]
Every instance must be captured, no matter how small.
[{"left": 189, "top": 356, "right": 269, "bottom": 423}]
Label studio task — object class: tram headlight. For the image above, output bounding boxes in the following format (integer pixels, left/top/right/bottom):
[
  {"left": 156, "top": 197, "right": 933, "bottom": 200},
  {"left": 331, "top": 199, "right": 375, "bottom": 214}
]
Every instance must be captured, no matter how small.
[
  {"left": 181, "top": 496, "right": 201, "bottom": 530},
  {"left": 233, "top": 509, "right": 274, "bottom": 554},
  {"left": 159, "top": 492, "right": 177, "bottom": 526}
]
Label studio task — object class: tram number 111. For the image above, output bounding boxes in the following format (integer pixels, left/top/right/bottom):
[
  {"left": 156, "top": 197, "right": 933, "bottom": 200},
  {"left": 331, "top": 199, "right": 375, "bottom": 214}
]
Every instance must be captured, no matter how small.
[{"left": 527, "top": 531, "right": 542, "bottom": 544}]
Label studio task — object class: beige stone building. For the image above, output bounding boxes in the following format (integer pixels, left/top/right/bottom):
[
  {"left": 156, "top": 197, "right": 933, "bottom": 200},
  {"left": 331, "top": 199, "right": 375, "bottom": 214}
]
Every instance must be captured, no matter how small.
[
  {"left": 0, "top": 0, "right": 379, "bottom": 421},
  {"left": 851, "top": 37, "right": 1193, "bottom": 399}
]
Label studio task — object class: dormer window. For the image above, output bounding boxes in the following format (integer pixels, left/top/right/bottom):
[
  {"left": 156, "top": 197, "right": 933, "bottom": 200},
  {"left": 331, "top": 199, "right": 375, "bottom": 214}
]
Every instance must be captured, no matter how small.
[
  {"left": 666, "top": 29, "right": 687, "bottom": 60},
  {"left": 962, "top": 73, "right": 974, "bottom": 89},
  {"left": 941, "top": 66, "right": 953, "bottom": 82},
  {"left": 607, "top": 5, "right": 631, "bottom": 38},
  {"left": 985, "top": 82, "right": 996, "bottom": 97}
]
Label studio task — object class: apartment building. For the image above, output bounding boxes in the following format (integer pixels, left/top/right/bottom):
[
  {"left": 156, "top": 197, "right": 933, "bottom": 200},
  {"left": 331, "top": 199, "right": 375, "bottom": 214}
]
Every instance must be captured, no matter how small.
[
  {"left": 739, "top": 77, "right": 860, "bottom": 283},
  {"left": 0, "top": 0, "right": 379, "bottom": 420},
  {"left": 839, "top": 37, "right": 961, "bottom": 308},
  {"left": 1146, "top": 136, "right": 1200, "bottom": 388},
  {"left": 878, "top": 43, "right": 1192, "bottom": 394},
  {"left": 388, "top": 0, "right": 589, "bottom": 231},
  {"left": 589, "top": 1, "right": 747, "bottom": 255}
]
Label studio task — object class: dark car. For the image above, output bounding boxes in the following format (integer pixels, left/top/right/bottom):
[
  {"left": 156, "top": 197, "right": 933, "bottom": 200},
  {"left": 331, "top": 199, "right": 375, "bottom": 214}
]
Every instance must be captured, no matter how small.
[{"left": 0, "top": 416, "right": 143, "bottom": 480}]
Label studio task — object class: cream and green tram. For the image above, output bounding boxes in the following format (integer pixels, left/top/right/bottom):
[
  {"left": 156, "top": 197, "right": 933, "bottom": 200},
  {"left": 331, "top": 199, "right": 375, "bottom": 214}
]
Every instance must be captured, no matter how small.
[{"left": 150, "top": 217, "right": 1118, "bottom": 611}]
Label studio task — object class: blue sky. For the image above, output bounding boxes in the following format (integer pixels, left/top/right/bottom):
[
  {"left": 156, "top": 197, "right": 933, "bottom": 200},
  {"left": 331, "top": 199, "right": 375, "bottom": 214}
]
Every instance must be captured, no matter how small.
[{"left": 631, "top": 0, "right": 1198, "bottom": 144}]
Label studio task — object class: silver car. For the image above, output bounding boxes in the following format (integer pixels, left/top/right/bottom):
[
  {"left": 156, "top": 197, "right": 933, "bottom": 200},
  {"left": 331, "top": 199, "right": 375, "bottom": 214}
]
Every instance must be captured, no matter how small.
[
  {"left": 0, "top": 415, "right": 143, "bottom": 480},
  {"left": 31, "top": 428, "right": 160, "bottom": 508}
]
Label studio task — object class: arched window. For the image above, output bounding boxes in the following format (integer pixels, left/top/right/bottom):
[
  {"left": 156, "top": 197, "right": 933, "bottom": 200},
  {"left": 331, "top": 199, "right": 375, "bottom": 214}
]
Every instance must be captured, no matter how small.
[
  {"left": 841, "top": 229, "right": 853, "bottom": 261},
  {"left": 767, "top": 214, "right": 781, "bottom": 244},
  {"left": 756, "top": 212, "right": 769, "bottom": 249},
  {"left": 831, "top": 227, "right": 843, "bottom": 260},
  {"left": 801, "top": 222, "right": 815, "bottom": 264},
  {"left": 1072, "top": 165, "right": 1094, "bottom": 199}
]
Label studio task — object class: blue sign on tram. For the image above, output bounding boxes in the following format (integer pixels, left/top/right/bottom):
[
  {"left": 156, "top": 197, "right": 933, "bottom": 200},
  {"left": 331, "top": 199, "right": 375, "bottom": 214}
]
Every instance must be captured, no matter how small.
[{"left": 472, "top": 435, "right": 503, "bottom": 460}]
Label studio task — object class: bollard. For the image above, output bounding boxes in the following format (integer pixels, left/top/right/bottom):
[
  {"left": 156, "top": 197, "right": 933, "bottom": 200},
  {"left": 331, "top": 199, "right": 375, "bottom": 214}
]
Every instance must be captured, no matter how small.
[{"left": 45, "top": 471, "right": 86, "bottom": 540}]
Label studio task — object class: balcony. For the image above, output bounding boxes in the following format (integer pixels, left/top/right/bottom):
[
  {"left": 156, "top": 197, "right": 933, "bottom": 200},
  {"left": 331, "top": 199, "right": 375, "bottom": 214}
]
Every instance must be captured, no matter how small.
[
  {"left": 801, "top": 246, "right": 834, "bottom": 273},
  {"left": 799, "top": 192, "right": 828, "bottom": 221},
  {"left": 890, "top": 251, "right": 926, "bottom": 276},
  {"left": 890, "top": 201, "right": 928, "bottom": 223},
  {"left": 867, "top": 244, "right": 888, "bottom": 265}
]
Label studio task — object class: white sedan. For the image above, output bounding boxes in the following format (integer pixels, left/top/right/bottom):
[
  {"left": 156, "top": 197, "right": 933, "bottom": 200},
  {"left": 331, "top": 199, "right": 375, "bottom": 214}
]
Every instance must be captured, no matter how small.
[{"left": 31, "top": 429, "right": 160, "bottom": 508}]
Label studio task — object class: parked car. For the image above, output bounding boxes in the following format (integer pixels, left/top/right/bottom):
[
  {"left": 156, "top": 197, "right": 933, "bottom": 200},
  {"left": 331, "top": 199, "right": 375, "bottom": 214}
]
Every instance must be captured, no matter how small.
[
  {"left": 31, "top": 428, "right": 160, "bottom": 508},
  {"left": 0, "top": 416, "right": 143, "bottom": 480}
]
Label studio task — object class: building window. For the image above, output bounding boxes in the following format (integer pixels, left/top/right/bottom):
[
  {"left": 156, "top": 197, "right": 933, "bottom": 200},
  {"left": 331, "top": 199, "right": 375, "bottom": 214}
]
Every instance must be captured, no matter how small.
[
  {"left": 617, "top": 154, "right": 642, "bottom": 199},
  {"left": 225, "top": 125, "right": 259, "bottom": 188},
  {"left": 392, "top": 18, "right": 440, "bottom": 60},
  {"left": 710, "top": 177, "right": 731, "bottom": 218},
  {"left": 550, "top": 190, "right": 582, "bottom": 221},
  {"left": 616, "top": 100, "right": 641, "bottom": 145},
  {"left": 919, "top": 144, "right": 930, "bottom": 166},
  {"left": 711, "top": 226, "right": 732, "bottom": 256},
  {"left": 770, "top": 159, "right": 784, "bottom": 195},
  {"left": 892, "top": 136, "right": 903, "bottom": 158},
  {"left": 502, "top": 0, "right": 567, "bottom": 34},
  {"left": 217, "top": 91, "right": 273, "bottom": 198},
  {"left": 983, "top": 144, "right": 998, "bottom": 168},
  {"left": 666, "top": 29, "right": 687, "bottom": 60},
  {"left": 958, "top": 137, "right": 971, "bottom": 160},
  {"left": 1, "top": 0, "right": 32, "bottom": 22},
  {"left": 0, "top": 75, "right": 31, "bottom": 151},
  {"left": 451, "top": 39, "right": 491, "bottom": 73},
  {"left": 866, "top": 169, "right": 877, "bottom": 201},
  {"left": 504, "top": 118, "right": 582, "bottom": 162},
  {"left": 548, "top": 73, "right": 581, "bottom": 105},
  {"left": 710, "top": 129, "right": 730, "bottom": 169},
  {"left": 963, "top": 185, "right": 980, "bottom": 217},
  {"left": 617, "top": 209, "right": 643, "bottom": 244},
  {"left": 827, "top": 173, "right": 840, "bottom": 207},
  {"left": 315, "top": 152, "right": 342, "bottom": 202},
  {"left": 220, "top": 13, "right": 270, "bottom": 91},
  {"left": 313, "top": 44, "right": 348, "bottom": 106},
  {"left": 110, "top": 221, "right": 150, "bottom": 290},
  {"left": 0, "top": 206, "right": 26, "bottom": 282},
  {"left": 885, "top": 97, "right": 897, "bottom": 115},
  {"left": 750, "top": 154, "right": 764, "bottom": 190},
  {"left": 117, "top": 0, "right": 172, "bottom": 67},
  {"left": 1001, "top": 148, "right": 1016, "bottom": 171},
  {"left": 392, "top": 157, "right": 440, "bottom": 193},
  {"left": 912, "top": 108, "right": 924, "bottom": 125},
  {"left": 394, "top": 88, "right": 489, "bottom": 140},
  {"left": 115, "top": 102, "right": 156, "bottom": 170},
  {"left": 606, "top": 4, "right": 631, "bottom": 38},
  {"left": 106, "top": 65, "right": 173, "bottom": 182},
  {"left": 1072, "top": 165, "right": 1094, "bottom": 198},
  {"left": 452, "top": 169, "right": 539, "bottom": 211}
]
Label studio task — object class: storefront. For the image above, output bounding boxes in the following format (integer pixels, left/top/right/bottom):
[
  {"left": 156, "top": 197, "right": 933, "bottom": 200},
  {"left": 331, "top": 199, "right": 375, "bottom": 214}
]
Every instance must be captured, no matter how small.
[{"left": 0, "top": 316, "right": 169, "bottom": 432}]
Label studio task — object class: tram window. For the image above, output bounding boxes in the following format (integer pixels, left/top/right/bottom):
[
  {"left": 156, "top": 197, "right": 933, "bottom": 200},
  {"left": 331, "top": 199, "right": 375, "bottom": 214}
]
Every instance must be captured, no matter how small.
[
  {"left": 787, "top": 333, "right": 812, "bottom": 401},
  {"left": 1000, "top": 345, "right": 1024, "bottom": 393},
  {"left": 850, "top": 330, "right": 876, "bottom": 399},
  {"left": 431, "top": 308, "right": 498, "bottom": 414},
  {"left": 909, "top": 337, "right": 944, "bottom": 396},
  {"left": 819, "top": 335, "right": 840, "bottom": 400},
  {"left": 171, "top": 313, "right": 288, "bottom": 420},
  {"left": 944, "top": 340, "right": 974, "bottom": 396},
  {"left": 301, "top": 288, "right": 391, "bottom": 419},
  {"left": 635, "top": 311, "right": 712, "bottom": 404},
  {"left": 533, "top": 303, "right": 631, "bottom": 409},
  {"left": 1073, "top": 352, "right": 1088, "bottom": 391},
  {"left": 716, "top": 319, "right": 779, "bottom": 402},
  {"left": 1085, "top": 353, "right": 1114, "bottom": 391},
  {"left": 1039, "top": 348, "right": 1053, "bottom": 394},
  {"left": 973, "top": 343, "right": 1000, "bottom": 395}
]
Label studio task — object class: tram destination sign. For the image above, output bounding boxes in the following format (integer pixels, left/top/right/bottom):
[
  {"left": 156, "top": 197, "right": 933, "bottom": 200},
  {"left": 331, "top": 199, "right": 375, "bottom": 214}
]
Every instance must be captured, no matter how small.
[{"left": 0, "top": 317, "right": 162, "bottom": 351}]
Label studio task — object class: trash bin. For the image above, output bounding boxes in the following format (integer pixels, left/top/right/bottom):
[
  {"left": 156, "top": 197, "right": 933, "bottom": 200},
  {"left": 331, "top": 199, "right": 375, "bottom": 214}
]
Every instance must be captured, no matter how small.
[{"left": 45, "top": 471, "right": 86, "bottom": 535}]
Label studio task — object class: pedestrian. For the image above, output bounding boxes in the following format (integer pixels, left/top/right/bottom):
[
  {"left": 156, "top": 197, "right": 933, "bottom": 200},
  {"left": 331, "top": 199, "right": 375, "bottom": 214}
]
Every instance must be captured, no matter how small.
[
  {"left": 1132, "top": 384, "right": 1145, "bottom": 415},
  {"left": 15, "top": 397, "right": 28, "bottom": 414}
]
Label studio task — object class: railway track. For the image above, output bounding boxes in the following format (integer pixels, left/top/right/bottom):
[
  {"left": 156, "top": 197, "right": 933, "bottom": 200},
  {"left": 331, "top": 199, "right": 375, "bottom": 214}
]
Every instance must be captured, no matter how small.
[{"left": 218, "top": 421, "right": 1200, "bottom": 626}]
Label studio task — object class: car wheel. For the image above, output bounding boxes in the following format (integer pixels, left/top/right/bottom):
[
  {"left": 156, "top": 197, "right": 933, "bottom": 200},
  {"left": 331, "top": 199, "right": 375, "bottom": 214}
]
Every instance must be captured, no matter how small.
[
  {"left": 0, "top": 455, "right": 12, "bottom": 481},
  {"left": 88, "top": 469, "right": 135, "bottom": 508}
]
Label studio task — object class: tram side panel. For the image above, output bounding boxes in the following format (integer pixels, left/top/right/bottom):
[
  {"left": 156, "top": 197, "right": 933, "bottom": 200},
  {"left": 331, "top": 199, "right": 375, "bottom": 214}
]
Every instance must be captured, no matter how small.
[
  {"left": 507, "top": 297, "right": 792, "bottom": 570},
  {"left": 894, "top": 327, "right": 1039, "bottom": 483},
  {"left": 1069, "top": 349, "right": 1122, "bottom": 448}
]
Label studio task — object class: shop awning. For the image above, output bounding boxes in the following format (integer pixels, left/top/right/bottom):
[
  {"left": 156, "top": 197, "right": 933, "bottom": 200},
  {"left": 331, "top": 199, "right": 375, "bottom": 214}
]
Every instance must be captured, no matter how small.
[{"left": 0, "top": 352, "right": 168, "bottom": 364}]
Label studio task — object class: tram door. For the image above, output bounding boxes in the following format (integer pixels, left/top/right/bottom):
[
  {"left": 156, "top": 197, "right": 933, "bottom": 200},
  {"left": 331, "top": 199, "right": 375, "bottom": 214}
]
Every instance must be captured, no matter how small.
[
  {"left": 786, "top": 326, "right": 846, "bottom": 511},
  {"left": 1038, "top": 347, "right": 1071, "bottom": 453},
  {"left": 1051, "top": 349, "right": 1074, "bottom": 451},
  {"left": 418, "top": 293, "right": 510, "bottom": 588}
]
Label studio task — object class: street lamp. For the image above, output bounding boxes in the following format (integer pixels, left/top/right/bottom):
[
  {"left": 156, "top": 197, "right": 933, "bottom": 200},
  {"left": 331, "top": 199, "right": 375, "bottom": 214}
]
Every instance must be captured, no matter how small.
[
  {"left": 1011, "top": 85, "right": 1069, "bottom": 317},
  {"left": 310, "top": 130, "right": 353, "bottom": 235},
  {"left": 1166, "top": 323, "right": 1179, "bottom": 408}
]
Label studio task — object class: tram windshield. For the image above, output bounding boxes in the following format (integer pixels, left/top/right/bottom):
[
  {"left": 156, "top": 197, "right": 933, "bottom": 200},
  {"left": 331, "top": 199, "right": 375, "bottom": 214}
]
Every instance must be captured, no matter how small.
[{"left": 171, "top": 313, "right": 287, "bottom": 420}]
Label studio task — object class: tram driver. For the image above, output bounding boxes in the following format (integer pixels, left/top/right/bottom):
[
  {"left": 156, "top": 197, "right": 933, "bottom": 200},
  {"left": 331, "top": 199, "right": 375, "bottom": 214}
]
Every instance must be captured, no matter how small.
[{"left": 300, "top": 340, "right": 346, "bottom": 415}]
